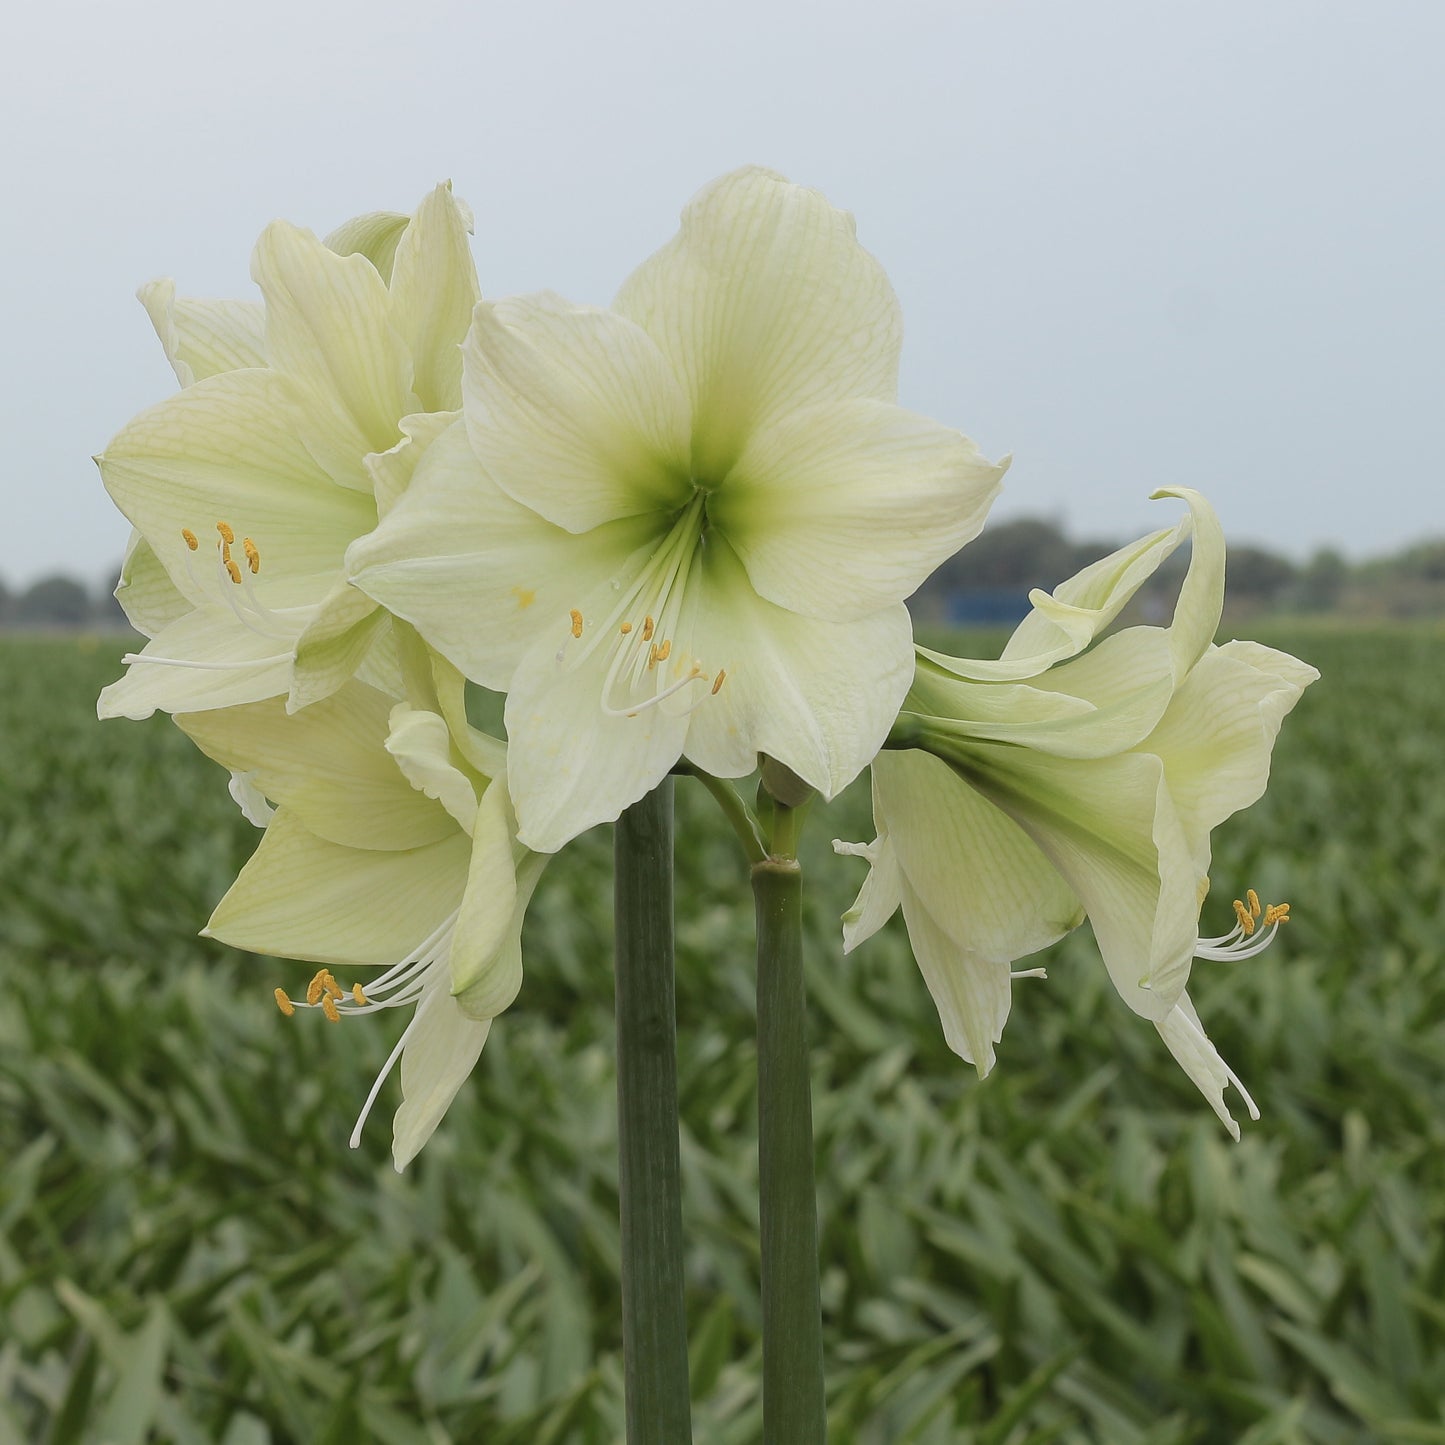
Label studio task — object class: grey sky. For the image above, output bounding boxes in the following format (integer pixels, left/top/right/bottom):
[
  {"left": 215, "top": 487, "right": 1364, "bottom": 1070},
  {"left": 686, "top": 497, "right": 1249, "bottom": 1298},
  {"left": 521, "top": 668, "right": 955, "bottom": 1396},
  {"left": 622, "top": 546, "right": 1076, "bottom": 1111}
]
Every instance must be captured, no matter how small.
[{"left": 3, "top": 0, "right": 1440, "bottom": 590}]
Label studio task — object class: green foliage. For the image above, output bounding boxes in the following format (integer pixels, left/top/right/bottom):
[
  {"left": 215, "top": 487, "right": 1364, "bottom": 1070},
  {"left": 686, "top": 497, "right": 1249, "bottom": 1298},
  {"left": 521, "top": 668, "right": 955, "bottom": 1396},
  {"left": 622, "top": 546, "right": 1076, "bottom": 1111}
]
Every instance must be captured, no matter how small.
[{"left": 2, "top": 631, "right": 1442, "bottom": 1442}]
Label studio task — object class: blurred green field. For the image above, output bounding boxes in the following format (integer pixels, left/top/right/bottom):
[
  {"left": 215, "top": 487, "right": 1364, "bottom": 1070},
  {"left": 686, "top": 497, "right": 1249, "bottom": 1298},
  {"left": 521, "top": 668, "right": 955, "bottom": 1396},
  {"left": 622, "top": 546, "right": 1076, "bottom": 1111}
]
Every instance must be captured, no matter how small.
[{"left": 2, "top": 628, "right": 1443, "bottom": 1444}]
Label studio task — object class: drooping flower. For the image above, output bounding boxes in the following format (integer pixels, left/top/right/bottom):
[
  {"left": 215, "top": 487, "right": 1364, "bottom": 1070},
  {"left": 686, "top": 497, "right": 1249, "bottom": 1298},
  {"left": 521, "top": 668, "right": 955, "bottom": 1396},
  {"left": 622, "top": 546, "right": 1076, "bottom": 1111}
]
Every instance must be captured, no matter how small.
[
  {"left": 177, "top": 654, "right": 544, "bottom": 1168},
  {"left": 835, "top": 488, "right": 1318, "bottom": 1136},
  {"left": 348, "top": 167, "right": 1007, "bottom": 852},
  {"left": 98, "top": 184, "right": 479, "bottom": 720}
]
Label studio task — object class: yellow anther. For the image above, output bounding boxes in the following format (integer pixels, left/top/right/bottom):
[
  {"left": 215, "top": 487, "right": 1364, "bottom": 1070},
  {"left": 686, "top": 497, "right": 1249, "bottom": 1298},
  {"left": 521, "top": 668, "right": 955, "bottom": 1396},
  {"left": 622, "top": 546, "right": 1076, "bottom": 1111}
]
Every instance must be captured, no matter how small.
[
  {"left": 570, "top": 608, "right": 584, "bottom": 639},
  {"left": 305, "top": 971, "right": 327, "bottom": 1006},
  {"left": 351, "top": 983, "right": 368, "bottom": 1005},
  {"left": 180, "top": 527, "right": 199, "bottom": 551},
  {"left": 1247, "top": 888, "right": 1261, "bottom": 919},
  {"left": 711, "top": 669, "right": 727, "bottom": 695},
  {"left": 273, "top": 987, "right": 295, "bottom": 1017},
  {"left": 620, "top": 621, "right": 633, "bottom": 635},
  {"left": 655, "top": 639, "right": 672, "bottom": 662},
  {"left": 216, "top": 521, "right": 235, "bottom": 545},
  {"left": 321, "top": 996, "right": 341, "bottom": 1023},
  {"left": 1264, "top": 902, "right": 1291, "bottom": 927},
  {"left": 320, "top": 970, "right": 345, "bottom": 1001},
  {"left": 224, "top": 557, "right": 243, "bottom": 585},
  {"left": 1233, "top": 899, "right": 1256, "bottom": 936},
  {"left": 642, "top": 616, "right": 655, "bottom": 641},
  {"left": 243, "top": 537, "right": 260, "bottom": 574},
  {"left": 648, "top": 642, "right": 660, "bottom": 669}
]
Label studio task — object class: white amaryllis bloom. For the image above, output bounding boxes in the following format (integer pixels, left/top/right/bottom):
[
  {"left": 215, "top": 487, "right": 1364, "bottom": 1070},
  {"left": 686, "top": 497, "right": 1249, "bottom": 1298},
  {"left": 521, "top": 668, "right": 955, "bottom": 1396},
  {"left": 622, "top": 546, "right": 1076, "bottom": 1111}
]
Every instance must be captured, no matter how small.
[
  {"left": 348, "top": 167, "right": 1007, "bottom": 852},
  {"left": 835, "top": 488, "right": 1318, "bottom": 1137},
  {"left": 98, "top": 183, "right": 479, "bottom": 720},
  {"left": 178, "top": 660, "right": 544, "bottom": 1169}
]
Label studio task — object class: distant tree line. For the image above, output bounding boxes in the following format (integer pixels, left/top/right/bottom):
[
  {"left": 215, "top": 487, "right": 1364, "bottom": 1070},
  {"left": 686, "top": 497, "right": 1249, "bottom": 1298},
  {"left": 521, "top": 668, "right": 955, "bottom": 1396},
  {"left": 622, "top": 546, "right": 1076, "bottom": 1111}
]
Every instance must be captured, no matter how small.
[{"left": 3, "top": 528, "right": 1444, "bottom": 631}]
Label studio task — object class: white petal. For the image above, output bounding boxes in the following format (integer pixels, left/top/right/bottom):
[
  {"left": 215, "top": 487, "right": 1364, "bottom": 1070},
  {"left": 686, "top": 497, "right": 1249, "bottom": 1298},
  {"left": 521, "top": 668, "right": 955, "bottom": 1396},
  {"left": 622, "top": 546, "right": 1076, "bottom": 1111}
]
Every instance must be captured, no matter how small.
[
  {"left": 392, "top": 976, "right": 490, "bottom": 1170},
  {"left": 1155, "top": 992, "right": 1258, "bottom": 1141},
  {"left": 679, "top": 536, "right": 912, "bottom": 798},
  {"left": 99, "top": 368, "right": 376, "bottom": 610},
  {"left": 871, "top": 749, "right": 1084, "bottom": 963},
  {"left": 177, "top": 685, "right": 457, "bottom": 851},
  {"left": 252, "top": 220, "right": 414, "bottom": 490},
  {"left": 714, "top": 398, "right": 1006, "bottom": 620},
  {"left": 614, "top": 166, "right": 903, "bottom": 481},
  {"left": 388, "top": 183, "right": 481, "bottom": 413},
  {"left": 348, "top": 420, "right": 657, "bottom": 690},
  {"left": 114, "top": 529, "right": 190, "bottom": 638},
  {"left": 205, "top": 810, "right": 469, "bottom": 967},
  {"left": 323, "top": 209, "right": 409, "bottom": 281},
  {"left": 288, "top": 579, "right": 385, "bottom": 712},
  {"left": 898, "top": 879, "right": 1013, "bottom": 1076},
  {"left": 462, "top": 294, "right": 693, "bottom": 531},
  {"left": 503, "top": 616, "right": 691, "bottom": 853},
  {"left": 98, "top": 608, "right": 296, "bottom": 719},
  {"left": 139, "top": 279, "right": 267, "bottom": 386},
  {"left": 384, "top": 703, "right": 481, "bottom": 835},
  {"left": 365, "top": 409, "right": 459, "bottom": 519}
]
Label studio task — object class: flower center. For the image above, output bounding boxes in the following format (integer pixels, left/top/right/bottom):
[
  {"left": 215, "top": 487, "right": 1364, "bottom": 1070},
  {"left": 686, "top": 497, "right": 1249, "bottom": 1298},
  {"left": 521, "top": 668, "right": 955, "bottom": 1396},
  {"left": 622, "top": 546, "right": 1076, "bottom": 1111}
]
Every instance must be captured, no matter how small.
[
  {"left": 562, "top": 493, "right": 728, "bottom": 719},
  {"left": 1194, "top": 886, "right": 1291, "bottom": 961}
]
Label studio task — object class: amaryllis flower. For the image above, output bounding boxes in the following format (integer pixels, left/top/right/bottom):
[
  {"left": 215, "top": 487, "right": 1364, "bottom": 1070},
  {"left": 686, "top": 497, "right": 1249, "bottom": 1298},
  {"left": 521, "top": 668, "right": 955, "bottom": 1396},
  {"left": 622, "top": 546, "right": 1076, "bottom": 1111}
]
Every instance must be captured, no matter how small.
[
  {"left": 836, "top": 489, "right": 1318, "bottom": 1137},
  {"left": 349, "top": 167, "right": 1007, "bottom": 852},
  {"left": 98, "top": 184, "right": 478, "bottom": 720}
]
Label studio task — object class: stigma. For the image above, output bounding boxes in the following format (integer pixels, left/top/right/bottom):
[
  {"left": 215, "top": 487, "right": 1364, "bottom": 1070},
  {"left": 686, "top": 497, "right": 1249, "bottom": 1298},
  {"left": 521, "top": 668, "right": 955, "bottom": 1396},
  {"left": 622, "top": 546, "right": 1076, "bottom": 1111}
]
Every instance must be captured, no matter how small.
[{"left": 1195, "top": 887, "right": 1292, "bottom": 961}]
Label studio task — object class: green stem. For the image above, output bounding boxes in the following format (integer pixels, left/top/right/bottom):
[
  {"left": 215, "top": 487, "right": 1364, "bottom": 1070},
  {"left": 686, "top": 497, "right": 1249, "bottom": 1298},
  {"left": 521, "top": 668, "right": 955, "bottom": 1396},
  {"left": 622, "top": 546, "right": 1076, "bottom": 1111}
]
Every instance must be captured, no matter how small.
[
  {"left": 614, "top": 781, "right": 693, "bottom": 1443},
  {"left": 753, "top": 840, "right": 826, "bottom": 1443}
]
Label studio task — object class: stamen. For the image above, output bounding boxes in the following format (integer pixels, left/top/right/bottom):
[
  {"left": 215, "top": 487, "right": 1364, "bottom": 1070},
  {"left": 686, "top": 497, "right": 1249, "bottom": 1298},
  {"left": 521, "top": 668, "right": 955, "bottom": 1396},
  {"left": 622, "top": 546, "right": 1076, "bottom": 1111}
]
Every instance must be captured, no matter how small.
[
  {"left": 180, "top": 527, "right": 199, "bottom": 551},
  {"left": 320, "top": 970, "right": 344, "bottom": 1001},
  {"left": 216, "top": 521, "right": 235, "bottom": 545},
  {"left": 619, "top": 621, "right": 633, "bottom": 634},
  {"left": 120, "top": 651, "right": 293, "bottom": 671},
  {"left": 570, "top": 608, "right": 584, "bottom": 639},
  {"left": 352, "top": 983, "right": 368, "bottom": 1005},
  {"left": 1233, "top": 899, "right": 1256, "bottom": 936},
  {"left": 243, "top": 537, "right": 260, "bottom": 574},
  {"left": 648, "top": 642, "right": 660, "bottom": 669},
  {"left": 642, "top": 616, "right": 655, "bottom": 641},
  {"left": 306, "top": 972, "right": 326, "bottom": 1006},
  {"left": 655, "top": 639, "right": 672, "bottom": 662},
  {"left": 224, "top": 557, "right": 243, "bottom": 585},
  {"left": 711, "top": 669, "right": 726, "bottom": 695},
  {"left": 1196, "top": 891, "right": 1294, "bottom": 962},
  {"left": 1247, "top": 888, "right": 1261, "bottom": 919},
  {"left": 321, "top": 996, "right": 341, "bottom": 1023},
  {"left": 1011, "top": 967, "right": 1048, "bottom": 980},
  {"left": 273, "top": 987, "right": 295, "bottom": 1017}
]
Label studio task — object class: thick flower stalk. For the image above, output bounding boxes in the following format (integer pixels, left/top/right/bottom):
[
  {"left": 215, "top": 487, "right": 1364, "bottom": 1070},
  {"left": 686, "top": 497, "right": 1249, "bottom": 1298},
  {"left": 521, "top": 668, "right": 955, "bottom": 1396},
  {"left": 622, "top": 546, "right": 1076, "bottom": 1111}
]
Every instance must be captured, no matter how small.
[
  {"left": 178, "top": 654, "right": 543, "bottom": 1168},
  {"left": 349, "top": 167, "right": 1007, "bottom": 852},
  {"left": 837, "top": 488, "right": 1318, "bottom": 1136},
  {"left": 98, "top": 183, "right": 480, "bottom": 720}
]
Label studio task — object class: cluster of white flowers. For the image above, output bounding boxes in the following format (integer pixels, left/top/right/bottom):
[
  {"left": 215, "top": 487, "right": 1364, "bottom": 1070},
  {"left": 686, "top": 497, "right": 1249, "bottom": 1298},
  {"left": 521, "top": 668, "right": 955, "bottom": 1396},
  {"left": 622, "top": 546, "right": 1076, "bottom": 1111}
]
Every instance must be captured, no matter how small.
[{"left": 99, "top": 169, "right": 1315, "bottom": 1166}]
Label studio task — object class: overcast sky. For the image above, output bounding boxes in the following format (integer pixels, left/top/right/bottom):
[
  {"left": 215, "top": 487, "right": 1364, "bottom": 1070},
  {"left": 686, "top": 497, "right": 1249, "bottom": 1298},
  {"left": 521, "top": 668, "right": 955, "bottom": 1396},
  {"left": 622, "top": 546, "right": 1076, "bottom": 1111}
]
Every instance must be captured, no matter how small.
[{"left": 2, "top": 0, "right": 1440, "bottom": 591}]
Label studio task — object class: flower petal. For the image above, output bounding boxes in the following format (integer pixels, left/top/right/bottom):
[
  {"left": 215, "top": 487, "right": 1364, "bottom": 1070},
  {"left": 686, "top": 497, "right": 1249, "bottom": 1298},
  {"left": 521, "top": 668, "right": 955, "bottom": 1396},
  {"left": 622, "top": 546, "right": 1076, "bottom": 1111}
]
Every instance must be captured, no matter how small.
[
  {"left": 139, "top": 278, "right": 266, "bottom": 386},
  {"left": 366, "top": 409, "right": 458, "bottom": 519},
  {"left": 99, "top": 368, "right": 376, "bottom": 609},
  {"left": 98, "top": 608, "right": 296, "bottom": 719},
  {"left": 1155, "top": 991, "right": 1258, "bottom": 1141},
  {"left": 898, "top": 879, "right": 1014, "bottom": 1076},
  {"left": 384, "top": 703, "right": 481, "bottom": 836},
  {"left": 252, "top": 220, "right": 413, "bottom": 490},
  {"left": 177, "top": 685, "right": 457, "bottom": 851},
  {"left": 461, "top": 294, "right": 693, "bottom": 531},
  {"left": 388, "top": 183, "right": 480, "bottom": 413},
  {"left": 833, "top": 829, "right": 903, "bottom": 954},
  {"left": 713, "top": 398, "right": 1006, "bottom": 620},
  {"left": 392, "top": 976, "right": 490, "bottom": 1171},
  {"left": 205, "top": 810, "right": 469, "bottom": 967},
  {"left": 114, "top": 529, "right": 190, "bottom": 638},
  {"left": 289, "top": 579, "right": 386, "bottom": 712},
  {"left": 871, "top": 750, "right": 1084, "bottom": 964},
  {"left": 614, "top": 167, "right": 903, "bottom": 481},
  {"left": 323, "top": 209, "right": 409, "bottom": 282},
  {"left": 503, "top": 614, "right": 692, "bottom": 852},
  {"left": 680, "top": 536, "right": 912, "bottom": 797},
  {"left": 348, "top": 420, "right": 657, "bottom": 690}
]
